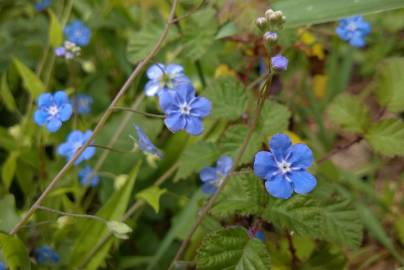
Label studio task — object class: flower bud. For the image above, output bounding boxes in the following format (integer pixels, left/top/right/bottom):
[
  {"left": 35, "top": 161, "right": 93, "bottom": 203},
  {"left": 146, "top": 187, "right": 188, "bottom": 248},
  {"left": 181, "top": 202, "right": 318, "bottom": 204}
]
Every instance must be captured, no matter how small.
[
  {"left": 263, "top": 31, "right": 278, "bottom": 42},
  {"left": 264, "top": 9, "right": 275, "bottom": 20},
  {"left": 271, "top": 54, "right": 288, "bottom": 71},
  {"left": 256, "top": 16, "right": 268, "bottom": 30}
]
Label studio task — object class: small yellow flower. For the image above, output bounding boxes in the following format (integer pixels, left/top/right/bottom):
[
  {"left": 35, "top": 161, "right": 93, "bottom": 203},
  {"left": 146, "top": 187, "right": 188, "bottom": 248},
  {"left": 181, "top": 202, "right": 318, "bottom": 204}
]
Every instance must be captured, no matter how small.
[{"left": 214, "top": 64, "right": 237, "bottom": 78}]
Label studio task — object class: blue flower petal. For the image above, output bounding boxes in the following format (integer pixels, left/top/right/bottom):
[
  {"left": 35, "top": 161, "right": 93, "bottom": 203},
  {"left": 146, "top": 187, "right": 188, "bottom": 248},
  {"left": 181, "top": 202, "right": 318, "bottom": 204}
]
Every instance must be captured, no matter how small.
[
  {"left": 176, "top": 84, "right": 195, "bottom": 103},
  {"left": 201, "top": 182, "right": 217, "bottom": 195},
  {"left": 288, "top": 144, "right": 313, "bottom": 169},
  {"left": 46, "top": 118, "right": 62, "bottom": 132},
  {"left": 166, "top": 64, "right": 183, "bottom": 75},
  {"left": 34, "top": 110, "right": 47, "bottom": 125},
  {"left": 144, "top": 80, "right": 161, "bottom": 96},
  {"left": 38, "top": 93, "right": 52, "bottom": 107},
  {"left": 289, "top": 170, "right": 317, "bottom": 195},
  {"left": 269, "top": 133, "right": 292, "bottom": 162},
  {"left": 54, "top": 91, "right": 69, "bottom": 105},
  {"left": 82, "top": 147, "right": 96, "bottom": 160},
  {"left": 185, "top": 116, "right": 203, "bottom": 135},
  {"left": 190, "top": 97, "right": 211, "bottom": 117},
  {"left": 147, "top": 63, "right": 165, "bottom": 79},
  {"left": 200, "top": 167, "right": 217, "bottom": 182},
  {"left": 164, "top": 113, "right": 186, "bottom": 133},
  {"left": 59, "top": 104, "right": 73, "bottom": 121},
  {"left": 254, "top": 151, "right": 278, "bottom": 179},
  {"left": 159, "top": 90, "right": 176, "bottom": 112},
  {"left": 265, "top": 176, "right": 293, "bottom": 199},
  {"left": 216, "top": 155, "right": 233, "bottom": 176},
  {"left": 67, "top": 130, "right": 83, "bottom": 143}
]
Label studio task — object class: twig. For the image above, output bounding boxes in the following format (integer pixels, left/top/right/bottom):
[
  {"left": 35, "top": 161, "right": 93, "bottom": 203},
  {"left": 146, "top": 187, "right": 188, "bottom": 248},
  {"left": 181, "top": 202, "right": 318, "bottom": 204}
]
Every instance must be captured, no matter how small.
[
  {"left": 170, "top": 0, "right": 206, "bottom": 23},
  {"left": 286, "top": 232, "right": 298, "bottom": 270},
  {"left": 9, "top": 0, "right": 179, "bottom": 235},
  {"left": 112, "top": 106, "right": 166, "bottom": 118}
]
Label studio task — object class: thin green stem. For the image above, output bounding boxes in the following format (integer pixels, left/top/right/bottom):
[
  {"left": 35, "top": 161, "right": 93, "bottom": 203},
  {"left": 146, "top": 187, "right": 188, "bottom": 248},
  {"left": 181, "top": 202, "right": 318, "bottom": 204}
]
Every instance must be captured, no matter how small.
[
  {"left": 38, "top": 206, "right": 107, "bottom": 224},
  {"left": 112, "top": 106, "right": 166, "bottom": 119}
]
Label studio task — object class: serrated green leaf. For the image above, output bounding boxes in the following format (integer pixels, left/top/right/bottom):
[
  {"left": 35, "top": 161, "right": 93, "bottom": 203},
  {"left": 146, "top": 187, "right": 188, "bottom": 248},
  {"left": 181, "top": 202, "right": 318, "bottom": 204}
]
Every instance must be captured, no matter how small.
[
  {"left": 127, "top": 24, "right": 177, "bottom": 64},
  {"left": 0, "top": 233, "right": 31, "bottom": 270},
  {"left": 257, "top": 101, "right": 291, "bottom": 136},
  {"left": 327, "top": 94, "right": 369, "bottom": 133},
  {"left": 12, "top": 58, "right": 45, "bottom": 98},
  {"left": 0, "top": 74, "right": 17, "bottom": 112},
  {"left": 136, "top": 186, "right": 166, "bottom": 213},
  {"left": 48, "top": 10, "right": 63, "bottom": 48},
  {"left": 0, "top": 194, "right": 19, "bottom": 232},
  {"left": 273, "top": 0, "right": 404, "bottom": 28},
  {"left": 2, "top": 151, "right": 19, "bottom": 190},
  {"left": 183, "top": 8, "right": 217, "bottom": 61},
  {"left": 219, "top": 125, "right": 262, "bottom": 165},
  {"left": 364, "top": 119, "right": 404, "bottom": 157},
  {"left": 215, "top": 22, "right": 238, "bottom": 39},
  {"left": 375, "top": 57, "right": 404, "bottom": 113},
  {"left": 176, "top": 141, "right": 221, "bottom": 181},
  {"left": 196, "top": 227, "right": 271, "bottom": 270},
  {"left": 204, "top": 77, "right": 247, "bottom": 120},
  {"left": 211, "top": 173, "right": 267, "bottom": 218}
]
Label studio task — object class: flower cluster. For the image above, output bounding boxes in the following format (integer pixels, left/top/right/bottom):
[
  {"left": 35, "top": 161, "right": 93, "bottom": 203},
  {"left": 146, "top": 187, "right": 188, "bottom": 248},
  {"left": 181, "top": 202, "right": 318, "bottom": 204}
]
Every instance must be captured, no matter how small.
[
  {"left": 336, "top": 16, "right": 371, "bottom": 48},
  {"left": 34, "top": 91, "right": 73, "bottom": 132},
  {"left": 64, "top": 20, "right": 91, "bottom": 47},
  {"left": 57, "top": 130, "right": 96, "bottom": 165},
  {"left": 253, "top": 133, "right": 317, "bottom": 199},
  {"left": 145, "top": 63, "right": 212, "bottom": 136},
  {"left": 34, "top": 245, "right": 59, "bottom": 265},
  {"left": 199, "top": 155, "right": 233, "bottom": 195},
  {"left": 55, "top": 41, "right": 81, "bottom": 59}
]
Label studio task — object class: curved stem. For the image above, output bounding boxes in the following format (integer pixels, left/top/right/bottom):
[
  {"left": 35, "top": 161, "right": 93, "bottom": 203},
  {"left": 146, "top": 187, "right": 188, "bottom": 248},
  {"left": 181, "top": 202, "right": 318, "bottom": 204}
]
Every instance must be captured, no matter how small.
[
  {"left": 112, "top": 106, "right": 166, "bottom": 118},
  {"left": 38, "top": 206, "right": 107, "bottom": 224},
  {"left": 168, "top": 76, "right": 273, "bottom": 269},
  {"left": 9, "top": 0, "right": 179, "bottom": 235}
]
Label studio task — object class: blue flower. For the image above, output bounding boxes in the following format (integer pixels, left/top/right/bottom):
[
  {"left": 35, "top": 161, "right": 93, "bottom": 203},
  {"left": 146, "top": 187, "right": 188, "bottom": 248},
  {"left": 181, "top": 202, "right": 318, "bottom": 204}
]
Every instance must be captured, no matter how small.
[
  {"left": 35, "top": 0, "right": 51, "bottom": 11},
  {"left": 254, "top": 133, "right": 317, "bottom": 199},
  {"left": 145, "top": 63, "right": 192, "bottom": 96},
  {"left": 34, "top": 245, "right": 59, "bottom": 265},
  {"left": 55, "top": 41, "right": 81, "bottom": 59},
  {"left": 133, "top": 125, "right": 163, "bottom": 158},
  {"left": 0, "top": 261, "right": 5, "bottom": 270},
  {"left": 199, "top": 155, "right": 232, "bottom": 195},
  {"left": 74, "top": 94, "right": 93, "bottom": 114},
  {"left": 336, "top": 16, "right": 371, "bottom": 48},
  {"left": 159, "top": 84, "right": 211, "bottom": 136},
  {"left": 255, "top": 230, "right": 265, "bottom": 241},
  {"left": 271, "top": 54, "right": 288, "bottom": 71},
  {"left": 263, "top": 31, "right": 278, "bottom": 42},
  {"left": 57, "top": 130, "right": 96, "bottom": 165},
  {"left": 34, "top": 91, "right": 73, "bottom": 132},
  {"left": 64, "top": 20, "right": 91, "bottom": 47},
  {"left": 79, "top": 166, "right": 99, "bottom": 187}
]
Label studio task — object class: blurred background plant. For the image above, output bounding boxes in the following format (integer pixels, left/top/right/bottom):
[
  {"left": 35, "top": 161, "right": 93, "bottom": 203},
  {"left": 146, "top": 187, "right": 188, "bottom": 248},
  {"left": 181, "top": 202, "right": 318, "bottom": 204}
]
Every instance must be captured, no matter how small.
[{"left": 0, "top": 0, "right": 403, "bottom": 269}]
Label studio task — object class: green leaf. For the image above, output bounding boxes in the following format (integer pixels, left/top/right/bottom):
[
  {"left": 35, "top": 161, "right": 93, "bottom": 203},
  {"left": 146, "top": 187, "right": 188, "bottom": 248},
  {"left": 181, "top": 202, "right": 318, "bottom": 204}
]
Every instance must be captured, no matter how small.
[
  {"left": 176, "top": 141, "right": 221, "bottom": 181},
  {"left": 182, "top": 8, "right": 218, "bottom": 61},
  {"left": 127, "top": 23, "right": 177, "bottom": 64},
  {"left": 0, "top": 194, "right": 19, "bottom": 232},
  {"left": 2, "top": 151, "right": 19, "bottom": 190},
  {"left": 364, "top": 119, "right": 404, "bottom": 157},
  {"left": 0, "top": 233, "right": 31, "bottom": 270},
  {"left": 0, "top": 74, "right": 17, "bottom": 112},
  {"left": 12, "top": 58, "right": 45, "bottom": 98},
  {"left": 299, "top": 246, "right": 346, "bottom": 270},
  {"left": 215, "top": 22, "right": 239, "bottom": 39},
  {"left": 211, "top": 173, "right": 267, "bottom": 218},
  {"left": 69, "top": 162, "right": 141, "bottom": 269},
  {"left": 136, "top": 186, "right": 166, "bottom": 213},
  {"left": 219, "top": 125, "right": 262, "bottom": 165},
  {"left": 48, "top": 10, "right": 63, "bottom": 48},
  {"left": 327, "top": 94, "right": 369, "bottom": 133},
  {"left": 375, "top": 57, "right": 404, "bottom": 113},
  {"left": 204, "top": 77, "right": 248, "bottom": 120},
  {"left": 196, "top": 227, "right": 271, "bottom": 270},
  {"left": 257, "top": 101, "right": 291, "bottom": 136},
  {"left": 394, "top": 215, "right": 404, "bottom": 245},
  {"left": 273, "top": 0, "right": 404, "bottom": 28},
  {"left": 107, "top": 221, "right": 133, "bottom": 240}
]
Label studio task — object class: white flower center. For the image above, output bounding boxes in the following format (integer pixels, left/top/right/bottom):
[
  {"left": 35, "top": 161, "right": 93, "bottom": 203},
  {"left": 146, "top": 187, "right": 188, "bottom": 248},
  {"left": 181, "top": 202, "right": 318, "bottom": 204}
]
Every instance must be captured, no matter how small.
[
  {"left": 278, "top": 160, "right": 292, "bottom": 174},
  {"left": 48, "top": 105, "right": 59, "bottom": 116},
  {"left": 347, "top": 22, "right": 357, "bottom": 32},
  {"left": 179, "top": 103, "right": 191, "bottom": 115}
]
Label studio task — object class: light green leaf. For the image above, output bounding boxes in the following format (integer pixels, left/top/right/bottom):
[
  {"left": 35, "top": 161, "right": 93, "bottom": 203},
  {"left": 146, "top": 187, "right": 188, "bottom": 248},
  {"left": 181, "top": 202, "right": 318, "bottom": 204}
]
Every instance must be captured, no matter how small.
[
  {"left": 327, "top": 94, "right": 369, "bottom": 133},
  {"left": 176, "top": 141, "right": 221, "bottom": 181},
  {"left": 364, "top": 119, "right": 404, "bottom": 157},
  {"left": 196, "top": 227, "right": 271, "bottom": 270},
  {"left": 107, "top": 221, "right": 133, "bottom": 240},
  {"left": 375, "top": 57, "right": 404, "bottom": 113},
  {"left": 273, "top": 0, "right": 404, "bottom": 28},
  {"left": 69, "top": 162, "right": 141, "bottom": 269},
  {"left": 0, "top": 74, "right": 17, "bottom": 112},
  {"left": 2, "top": 152, "right": 19, "bottom": 190},
  {"left": 219, "top": 125, "right": 262, "bottom": 165},
  {"left": 0, "top": 233, "right": 31, "bottom": 270},
  {"left": 13, "top": 58, "right": 45, "bottom": 98},
  {"left": 48, "top": 10, "right": 63, "bottom": 48},
  {"left": 394, "top": 215, "right": 404, "bottom": 245},
  {"left": 257, "top": 101, "right": 291, "bottom": 136},
  {"left": 299, "top": 247, "right": 346, "bottom": 270},
  {"left": 127, "top": 24, "right": 177, "bottom": 64},
  {"left": 183, "top": 8, "right": 218, "bottom": 61},
  {"left": 136, "top": 186, "right": 166, "bottom": 213},
  {"left": 215, "top": 22, "right": 238, "bottom": 39},
  {"left": 204, "top": 77, "right": 247, "bottom": 120},
  {"left": 211, "top": 173, "right": 267, "bottom": 218},
  {"left": 0, "top": 195, "right": 19, "bottom": 232}
]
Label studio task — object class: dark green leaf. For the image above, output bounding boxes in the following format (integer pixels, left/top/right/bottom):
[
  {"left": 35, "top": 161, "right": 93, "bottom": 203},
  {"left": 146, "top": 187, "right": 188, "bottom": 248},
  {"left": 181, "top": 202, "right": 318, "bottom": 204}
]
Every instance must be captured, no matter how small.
[{"left": 0, "top": 233, "right": 31, "bottom": 270}]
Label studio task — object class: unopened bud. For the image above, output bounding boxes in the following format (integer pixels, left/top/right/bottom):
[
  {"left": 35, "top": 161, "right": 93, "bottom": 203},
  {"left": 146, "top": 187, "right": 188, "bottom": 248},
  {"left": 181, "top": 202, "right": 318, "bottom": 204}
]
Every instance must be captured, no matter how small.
[
  {"left": 263, "top": 31, "right": 278, "bottom": 42},
  {"left": 264, "top": 9, "right": 275, "bottom": 20},
  {"left": 256, "top": 16, "right": 268, "bottom": 30}
]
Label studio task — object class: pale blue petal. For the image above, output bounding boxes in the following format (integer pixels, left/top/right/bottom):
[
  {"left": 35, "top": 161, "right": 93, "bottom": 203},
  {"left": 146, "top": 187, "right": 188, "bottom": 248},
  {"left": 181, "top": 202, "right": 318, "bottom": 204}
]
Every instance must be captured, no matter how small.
[
  {"left": 269, "top": 133, "right": 292, "bottom": 162},
  {"left": 217, "top": 155, "right": 232, "bottom": 175},
  {"left": 57, "top": 142, "right": 70, "bottom": 156},
  {"left": 200, "top": 167, "right": 217, "bottom": 182},
  {"left": 202, "top": 182, "right": 217, "bottom": 195},
  {"left": 288, "top": 144, "right": 313, "bottom": 169},
  {"left": 38, "top": 93, "right": 53, "bottom": 107},
  {"left": 254, "top": 151, "right": 278, "bottom": 179},
  {"left": 164, "top": 113, "right": 186, "bottom": 132},
  {"left": 145, "top": 80, "right": 161, "bottom": 96},
  {"left": 46, "top": 118, "right": 62, "bottom": 132},
  {"left": 82, "top": 147, "right": 96, "bottom": 160},
  {"left": 67, "top": 130, "right": 82, "bottom": 143},
  {"left": 166, "top": 64, "right": 184, "bottom": 75},
  {"left": 176, "top": 84, "right": 195, "bottom": 103},
  {"left": 185, "top": 116, "right": 203, "bottom": 136},
  {"left": 265, "top": 176, "right": 293, "bottom": 199},
  {"left": 54, "top": 91, "right": 69, "bottom": 106},
  {"left": 289, "top": 170, "right": 317, "bottom": 195},
  {"left": 147, "top": 63, "right": 165, "bottom": 79},
  {"left": 190, "top": 97, "right": 211, "bottom": 117},
  {"left": 34, "top": 110, "right": 47, "bottom": 125},
  {"left": 59, "top": 104, "right": 73, "bottom": 121},
  {"left": 159, "top": 90, "right": 176, "bottom": 113}
]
